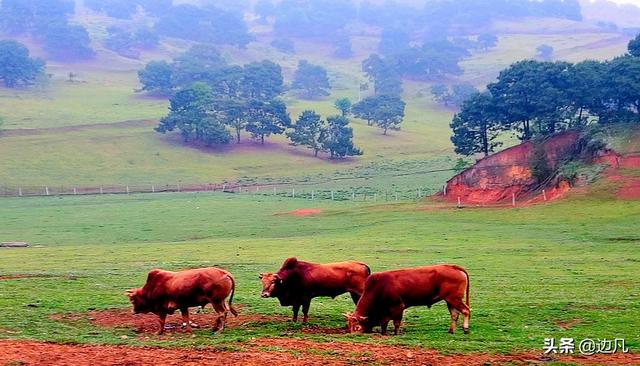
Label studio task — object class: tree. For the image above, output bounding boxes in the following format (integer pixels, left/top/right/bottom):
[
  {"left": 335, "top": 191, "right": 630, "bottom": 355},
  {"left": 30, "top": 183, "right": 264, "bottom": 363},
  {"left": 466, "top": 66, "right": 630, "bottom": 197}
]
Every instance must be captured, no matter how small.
[
  {"left": 292, "top": 60, "right": 331, "bottom": 99},
  {"left": 334, "top": 35, "right": 353, "bottom": 58},
  {"left": 138, "top": 61, "right": 173, "bottom": 94},
  {"left": 529, "top": 140, "right": 553, "bottom": 183},
  {"left": 370, "top": 95, "right": 406, "bottom": 135},
  {"left": 40, "top": 21, "right": 95, "bottom": 60},
  {"left": 431, "top": 84, "right": 449, "bottom": 104},
  {"left": 450, "top": 92, "right": 504, "bottom": 157},
  {"left": 287, "top": 110, "right": 326, "bottom": 156},
  {"left": 378, "top": 28, "right": 410, "bottom": 56},
  {"left": 156, "top": 82, "right": 231, "bottom": 145},
  {"left": 219, "top": 98, "right": 247, "bottom": 144},
  {"left": 245, "top": 99, "right": 291, "bottom": 144},
  {"left": 536, "top": 44, "right": 554, "bottom": 61},
  {"left": 362, "top": 54, "right": 402, "bottom": 96},
  {"left": 629, "top": 33, "right": 640, "bottom": 57},
  {"left": 270, "top": 38, "right": 295, "bottom": 54},
  {"left": 352, "top": 97, "right": 378, "bottom": 125},
  {"left": 334, "top": 98, "right": 352, "bottom": 117},
  {"left": 241, "top": 60, "right": 284, "bottom": 100},
  {"left": 476, "top": 33, "right": 498, "bottom": 50},
  {"left": 322, "top": 115, "right": 362, "bottom": 159},
  {"left": 0, "top": 40, "right": 45, "bottom": 88}
]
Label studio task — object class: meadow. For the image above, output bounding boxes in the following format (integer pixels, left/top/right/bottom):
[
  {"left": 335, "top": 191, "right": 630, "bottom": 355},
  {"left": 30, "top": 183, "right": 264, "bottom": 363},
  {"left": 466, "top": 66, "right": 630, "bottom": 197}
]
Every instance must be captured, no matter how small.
[{"left": 0, "top": 192, "right": 638, "bottom": 355}]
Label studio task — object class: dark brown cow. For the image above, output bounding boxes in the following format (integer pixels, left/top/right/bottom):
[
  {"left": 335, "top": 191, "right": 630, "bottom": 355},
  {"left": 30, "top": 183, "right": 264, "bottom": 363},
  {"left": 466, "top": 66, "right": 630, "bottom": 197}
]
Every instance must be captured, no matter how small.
[
  {"left": 126, "top": 267, "right": 238, "bottom": 334},
  {"left": 260, "top": 257, "right": 370, "bottom": 322},
  {"left": 346, "top": 264, "right": 470, "bottom": 335}
]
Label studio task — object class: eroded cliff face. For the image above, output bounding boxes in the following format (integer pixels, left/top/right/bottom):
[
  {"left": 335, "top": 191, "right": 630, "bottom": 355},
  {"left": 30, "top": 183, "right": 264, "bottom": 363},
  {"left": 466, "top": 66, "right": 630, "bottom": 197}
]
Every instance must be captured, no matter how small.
[{"left": 444, "top": 130, "right": 581, "bottom": 204}]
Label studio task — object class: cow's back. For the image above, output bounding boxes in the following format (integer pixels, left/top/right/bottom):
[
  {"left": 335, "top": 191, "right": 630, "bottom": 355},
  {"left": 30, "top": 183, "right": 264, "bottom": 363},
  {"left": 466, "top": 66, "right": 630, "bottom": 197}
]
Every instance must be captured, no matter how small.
[
  {"left": 278, "top": 259, "right": 369, "bottom": 298},
  {"left": 145, "top": 268, "right": 231, "bottom": 301},
  {"left": 365, "top": 265, "right": 467, "bottom": 307}
]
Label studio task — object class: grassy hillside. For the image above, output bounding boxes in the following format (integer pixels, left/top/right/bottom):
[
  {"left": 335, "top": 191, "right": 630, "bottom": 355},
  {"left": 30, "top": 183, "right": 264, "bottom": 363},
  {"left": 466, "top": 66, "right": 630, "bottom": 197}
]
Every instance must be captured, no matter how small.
[
  {"left": 0, "top": 17, "right": 631, "bottom": 188},
  {"left": 0, "top": 192, "right": 637, "bottom": 353}
]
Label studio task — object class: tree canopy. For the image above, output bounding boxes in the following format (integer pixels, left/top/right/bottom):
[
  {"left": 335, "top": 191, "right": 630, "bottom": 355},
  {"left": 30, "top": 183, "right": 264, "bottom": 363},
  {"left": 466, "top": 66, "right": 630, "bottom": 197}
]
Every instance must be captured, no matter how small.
[
  {"left": 322, "top": 115, "right": 362, "bottom": 159},
  {"left": 287, "top": 110, "right": 326, "bottom": 156},
  {"left": 0, "top": 40, "right": 45, "bottom": 88},
  {"left": 292, "top": 60, "right": 331, "bottom": 99}
]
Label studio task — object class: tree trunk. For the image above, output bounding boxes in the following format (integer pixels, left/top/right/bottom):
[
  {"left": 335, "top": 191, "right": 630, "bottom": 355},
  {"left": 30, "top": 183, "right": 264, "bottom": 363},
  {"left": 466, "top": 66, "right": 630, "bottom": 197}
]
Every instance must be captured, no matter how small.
[
  {"left": 236, "top": 128, "right": 241, "bottom": 144},
  {"left": 383, "top": 126, "right": 388, "bottom": 135},
  {"left": 261, "top": 135, "right": 265, "bottom": 145},
  {"left": 314, "top": 149, "right": 319, "bottom": 157}
]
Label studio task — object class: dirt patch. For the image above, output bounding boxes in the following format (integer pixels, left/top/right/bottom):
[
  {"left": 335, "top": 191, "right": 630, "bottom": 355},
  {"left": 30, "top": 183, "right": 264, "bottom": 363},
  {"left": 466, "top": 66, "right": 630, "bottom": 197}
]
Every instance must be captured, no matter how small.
[
  {"left": 53, "top": 308, "right": 288, "bottom": 335},
  {"left": 555, "top": 318, "right": 583, "bottom": 330},
  {"left": 0, "top": 274, "right": 60, "bottom": 281},
  {"left": 280, "top": 209, "right": 323, "bottom": 217},
  {"left": 618, "top": 177, "right": 640, "bottom": 200},
  {"left": 1, "top": 339, "right": 637, "bottom": 366}
]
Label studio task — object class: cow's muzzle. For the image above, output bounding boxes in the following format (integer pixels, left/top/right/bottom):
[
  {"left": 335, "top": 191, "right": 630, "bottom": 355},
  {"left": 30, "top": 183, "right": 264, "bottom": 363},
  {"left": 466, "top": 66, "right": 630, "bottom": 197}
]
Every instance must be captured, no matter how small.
[{"left": 261, "top": 292, "right": 270, "bottom": 298}]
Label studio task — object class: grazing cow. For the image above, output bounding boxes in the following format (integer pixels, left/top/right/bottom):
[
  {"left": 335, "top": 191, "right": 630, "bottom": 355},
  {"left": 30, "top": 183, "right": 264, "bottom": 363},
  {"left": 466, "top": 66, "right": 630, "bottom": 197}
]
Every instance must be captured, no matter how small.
[
  {"left": 345, "top": 264, "right": 470, "bottom": 335},
  {"left": 260, "top": 257, "right": 370, "bottom": 322},
  {"left": 126, "top": 267, "right": 238, "bottom": 335}
]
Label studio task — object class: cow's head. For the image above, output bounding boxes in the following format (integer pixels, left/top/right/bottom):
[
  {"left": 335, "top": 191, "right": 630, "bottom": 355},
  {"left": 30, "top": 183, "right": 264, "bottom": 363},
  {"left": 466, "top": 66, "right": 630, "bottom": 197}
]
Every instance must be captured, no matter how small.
[
  {"left": 259, "top": 272, "right": 282, "bottom": 298},
  {"left": 125, "top": 288, "right": 150, "bottom": 314},
  {"left": 344, "top": 312, "right": 368, "bottom": 333}
]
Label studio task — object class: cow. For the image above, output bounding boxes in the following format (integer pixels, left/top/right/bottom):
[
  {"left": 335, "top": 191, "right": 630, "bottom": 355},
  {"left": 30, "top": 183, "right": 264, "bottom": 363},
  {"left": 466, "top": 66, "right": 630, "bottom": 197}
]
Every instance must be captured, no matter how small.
[
  {"left": 126, "top": 267, "right": 238, "bottom": 335},
  {"left": 345, "top": 264, "right": 470, "bottom": 335},
  {"left": 260, "top": 257, "right": 370, "bottom": 323}
]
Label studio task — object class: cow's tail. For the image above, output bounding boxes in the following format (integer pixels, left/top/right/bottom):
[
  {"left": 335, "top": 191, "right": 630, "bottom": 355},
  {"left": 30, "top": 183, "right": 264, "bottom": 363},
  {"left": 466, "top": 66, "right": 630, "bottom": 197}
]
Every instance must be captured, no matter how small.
[
  {"left": 451, "top": 265, "right": 470, "bottom": 308},
  {"left": 227, "top": 274, "right": 238, "bottom": 316}
]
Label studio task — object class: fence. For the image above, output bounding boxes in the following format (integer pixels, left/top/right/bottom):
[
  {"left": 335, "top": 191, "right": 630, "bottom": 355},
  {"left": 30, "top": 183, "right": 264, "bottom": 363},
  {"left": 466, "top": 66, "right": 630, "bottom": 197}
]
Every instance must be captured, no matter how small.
[{"left": 0, "top": 182, "right": 443, "bottom": 202}]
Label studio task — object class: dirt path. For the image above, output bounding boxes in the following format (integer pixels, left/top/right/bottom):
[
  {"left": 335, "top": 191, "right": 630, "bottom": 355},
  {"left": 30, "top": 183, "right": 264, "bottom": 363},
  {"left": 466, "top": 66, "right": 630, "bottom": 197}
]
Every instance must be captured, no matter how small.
[{"left": 1, "top": 338, "right": 637, "bottom": 366}]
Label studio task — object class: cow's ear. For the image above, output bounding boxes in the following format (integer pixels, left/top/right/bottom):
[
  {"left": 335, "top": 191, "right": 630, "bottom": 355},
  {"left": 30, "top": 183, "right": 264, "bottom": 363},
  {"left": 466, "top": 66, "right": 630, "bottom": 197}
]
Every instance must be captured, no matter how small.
[
  {"left": 125, "top": 289, "right": 135, "bottom": 298},
  {"left": 259, "top": 273, "right": 264, "bottom": 279}
]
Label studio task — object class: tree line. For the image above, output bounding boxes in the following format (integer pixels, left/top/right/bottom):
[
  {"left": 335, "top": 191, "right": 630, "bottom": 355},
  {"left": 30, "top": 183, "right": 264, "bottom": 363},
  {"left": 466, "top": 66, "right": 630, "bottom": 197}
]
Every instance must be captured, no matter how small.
[
  {"left": 450, "top": 34, "right": 640, "bottom": 157},
  {"left": 0, "top": 0, "right": 93, "bottom": 61}
]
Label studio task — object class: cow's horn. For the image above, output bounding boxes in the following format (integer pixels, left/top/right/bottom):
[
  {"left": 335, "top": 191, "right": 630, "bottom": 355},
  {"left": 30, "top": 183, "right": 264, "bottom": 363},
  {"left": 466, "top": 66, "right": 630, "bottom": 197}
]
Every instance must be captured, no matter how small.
[{"left": 342, "top": 312, "right": 352, "bottom": 319}]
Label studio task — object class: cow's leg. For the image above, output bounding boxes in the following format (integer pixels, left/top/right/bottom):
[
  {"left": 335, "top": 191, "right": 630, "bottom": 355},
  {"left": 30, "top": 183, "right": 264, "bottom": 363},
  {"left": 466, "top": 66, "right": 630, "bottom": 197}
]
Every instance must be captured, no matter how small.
[
  {"left": 301, "top": 299, "right": 311, "bottom": 323},
  {"left": 390, "top": 305, "right": 404, "bottom": 335},
  {"left": 380, "top": 317, "right": 390, "bottom": 335},
  {"left": 447, "top": 298, "right": 471, "bottom": 334},
  {"left": 181, "top": 308, "right": 192, "bottom": 333},
  {"left": 349, "top": 292, "right": 361, "bottom": 305},
  {"left": 292, "top": 303, "right": 300, "bottom": 322},
  {"left": 212, "top": 302, "right": 228, "bottom": 332},
  {"left": 447, "top": 302, "right": 459, "bottom": 334},
  {"left": 157, "top": 313, "right": 167, "bottom": 335}
]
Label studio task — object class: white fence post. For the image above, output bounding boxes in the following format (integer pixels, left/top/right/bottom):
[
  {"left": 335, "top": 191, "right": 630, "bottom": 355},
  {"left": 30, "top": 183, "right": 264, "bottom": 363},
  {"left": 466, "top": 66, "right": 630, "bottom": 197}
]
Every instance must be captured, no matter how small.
[
  {"left": 331, "top": 191, "right": 334, "bottom": 200},
  {"left": 126, "top": 185, "right": 130, "bottom": 194},
  {"left": 512, "top": 193, "right": 516, "bottom": 207},
  {"left": 152, "top": 185, "right": 155, "bottom": 193},
  {"left": 100, "top": 186, "right": 103, "bottom": 194},
  {"left": 18, "top": 187, "right": 22, "bottom": 197},
  {"left": 45, "top": 186, "right": 49, "bottom": 196},
  {"left": 311, "top": 190, "right": 315, "bottom": 200},
  {"left": 457, "top": 196, "right": 462, "bottom": 207},
  {"left": 292, "top": 188, "right": 295, "bottom": 198},
  {"left": 73, "top": 187, "right": 77, "bottom": 195},
  {"left": 395, "top": 192, "right": 398, "bottom": 201},
  {"left": 542, "top": 189, "right": 547, "bottom": 201}
]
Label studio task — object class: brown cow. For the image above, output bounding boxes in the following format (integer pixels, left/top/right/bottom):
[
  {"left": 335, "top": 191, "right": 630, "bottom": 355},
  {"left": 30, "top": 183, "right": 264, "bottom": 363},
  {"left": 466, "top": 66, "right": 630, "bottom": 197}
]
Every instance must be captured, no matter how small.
[
  {"left": 260, "top": 257, "right": 370, "bottom": 322},
  {"left": 126, "top": 267, "right": 238, "bottom": 335},
  {"left": 345, "top": 264, "right": 470, "bottom": 335}
]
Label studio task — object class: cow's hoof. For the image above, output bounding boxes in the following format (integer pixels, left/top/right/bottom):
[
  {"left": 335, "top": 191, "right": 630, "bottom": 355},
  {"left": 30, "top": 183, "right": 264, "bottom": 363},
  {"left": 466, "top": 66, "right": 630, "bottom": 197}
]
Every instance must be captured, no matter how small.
[
  {"left": 463, "top": 328, "right": 470, "bottom": 334},
  {"left": 448, "top": 329, "right": 454, "bottom": 334}
]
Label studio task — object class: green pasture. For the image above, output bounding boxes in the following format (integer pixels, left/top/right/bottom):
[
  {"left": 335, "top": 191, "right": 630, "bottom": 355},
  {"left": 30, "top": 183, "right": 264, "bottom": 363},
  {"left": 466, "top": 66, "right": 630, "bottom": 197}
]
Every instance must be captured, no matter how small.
[{"left": 0, "top": 192, "right": 638, "bottom": 354}]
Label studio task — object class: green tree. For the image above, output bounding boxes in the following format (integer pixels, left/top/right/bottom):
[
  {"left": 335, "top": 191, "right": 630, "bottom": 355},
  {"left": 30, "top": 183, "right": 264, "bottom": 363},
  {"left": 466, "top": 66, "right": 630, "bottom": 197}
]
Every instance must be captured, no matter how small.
[
  {"left": 287, "top": 110, "right": 326, "bottom": 156},
  {"left": 431, "top": 83, "right": 449, "bottom": 104},
  {"left": 529, "top": 140, "right": 553, "bottom": 183},
  {"left": 170, "top": 45, "right": 229, "bottom": 88},
  {"left": 322, "top": 115, "right": 362, "bottom": 159},
  {"left": 245, "top": 99, "right": 291, "bottom": 144},
  {"left": 40, "top": 21, "right": 95, "bottom": 61},
  {"left": 450, "top": 92, "right": 504, "bottom": 157},
  {"left": 334, "top": 98, "right": 352, "bottom": 117},
  {"left": 536, "top": 44, "right": 554, "bottom": 61},
  {"left": 241, "top": 60, "right": 284, "bottom": 100},
  {"left": 628, "top": 33, "right": 640, "bottom": 57},
  {"left": 0, "top": 40, "right": 45, "bottom": 88},
  {"left": 292, "top": 60, "right": 331, "bottom": 99},
  {"left": 155, "top": 82, "right": 231, "bottom": 145},
  {"left": 476, "top": 33, "right": 498, "bottom": 50},
  {"left": 138, "top": 60, "right": 173, "bottom": 94},
  {"left": 362, "top": 54, "right": 402, "bottom": 96},
  {"left": 351, "top": 96, "right": 377, "bottom": 125},
  {"left": 219, "top": 98, "right": 247, "bottom": 144},
  {"left": 334, "top": 35, "right": 353, "bottom": 58},
  {"left": 370, "top": 95, "right": 406, "bottom": 135}
]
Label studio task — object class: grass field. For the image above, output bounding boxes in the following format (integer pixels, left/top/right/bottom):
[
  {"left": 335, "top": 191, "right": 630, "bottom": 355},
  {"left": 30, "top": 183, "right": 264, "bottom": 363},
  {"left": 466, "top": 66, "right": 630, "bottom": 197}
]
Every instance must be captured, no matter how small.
[{"left": 0, "top": 192, "right": 638, "bottom": 355}]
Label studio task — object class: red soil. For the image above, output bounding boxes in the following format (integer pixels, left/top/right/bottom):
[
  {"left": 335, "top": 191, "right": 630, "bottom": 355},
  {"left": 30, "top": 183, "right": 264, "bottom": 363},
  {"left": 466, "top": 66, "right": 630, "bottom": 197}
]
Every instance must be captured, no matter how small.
[
  {"left": 52, "top": 308, "right": 288, "bottom": 335},
  {"left": 0, "top": 338, "right": 636, "bottom": 366},
  {"left": 282, "top": 208, "right": 323, "bottom": 216}
]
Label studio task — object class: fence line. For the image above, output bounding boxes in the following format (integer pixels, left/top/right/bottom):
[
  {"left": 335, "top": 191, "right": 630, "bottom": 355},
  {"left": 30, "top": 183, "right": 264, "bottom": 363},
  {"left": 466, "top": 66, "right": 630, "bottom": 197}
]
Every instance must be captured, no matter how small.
[{"left": 0, "top": 182, "right": 442, "bottom": 202}]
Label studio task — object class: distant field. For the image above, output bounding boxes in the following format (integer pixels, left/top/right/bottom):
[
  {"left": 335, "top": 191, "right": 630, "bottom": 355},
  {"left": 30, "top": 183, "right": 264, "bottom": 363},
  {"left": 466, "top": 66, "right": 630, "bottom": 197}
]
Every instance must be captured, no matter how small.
[{"left": 0, "top": 192, "right": 638, "bottom": 354}]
